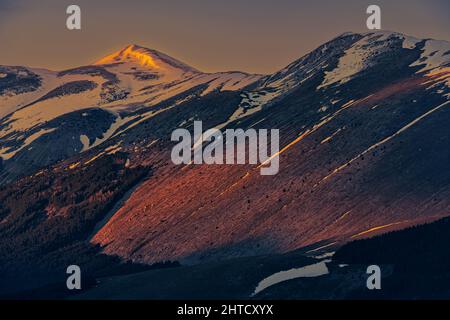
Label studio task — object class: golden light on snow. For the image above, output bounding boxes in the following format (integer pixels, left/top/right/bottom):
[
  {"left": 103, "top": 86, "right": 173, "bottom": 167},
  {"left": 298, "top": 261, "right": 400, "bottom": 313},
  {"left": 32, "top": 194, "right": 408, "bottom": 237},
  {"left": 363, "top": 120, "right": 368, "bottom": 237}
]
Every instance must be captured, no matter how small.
[{"left": 95, "top": 45, "right": 160, "bottom": 69}]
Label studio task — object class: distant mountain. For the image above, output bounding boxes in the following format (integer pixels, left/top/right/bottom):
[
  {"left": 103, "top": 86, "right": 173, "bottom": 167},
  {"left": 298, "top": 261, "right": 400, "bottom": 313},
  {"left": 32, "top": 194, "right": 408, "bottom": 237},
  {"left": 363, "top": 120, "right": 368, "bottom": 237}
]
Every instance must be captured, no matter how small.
[
  {"left": 95, "top": 44, "right": 200, "bottom": 72},
  {"left": 0, "top": 44, "right": 262, "bottom": 184},
  {"left": 1, "top": 31, "right": 450, "bottom": 298}
]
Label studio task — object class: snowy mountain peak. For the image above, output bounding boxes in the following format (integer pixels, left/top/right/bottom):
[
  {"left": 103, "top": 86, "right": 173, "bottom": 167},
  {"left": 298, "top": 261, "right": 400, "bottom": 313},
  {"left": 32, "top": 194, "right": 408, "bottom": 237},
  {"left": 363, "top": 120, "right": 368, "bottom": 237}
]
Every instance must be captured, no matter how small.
[
  {"left": 95, "top": 44, "right": 199, "bottom": 73},
  {"left": 318, "top": 31, "right": 450, "bottom": 89}
]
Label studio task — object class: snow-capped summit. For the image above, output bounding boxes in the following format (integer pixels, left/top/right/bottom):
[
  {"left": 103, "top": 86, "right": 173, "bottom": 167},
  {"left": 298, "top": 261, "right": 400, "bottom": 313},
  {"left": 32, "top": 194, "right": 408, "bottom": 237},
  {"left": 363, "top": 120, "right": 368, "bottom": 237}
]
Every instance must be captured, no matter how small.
[
  {"left": 95, "top": 44, "right": 199, "bottom": 74},
  {"left": 0, "top": 44, "right": 263, "bottom": 179},
  {"left": 238, "top": 31, "right": 450, "bottom": 111}
]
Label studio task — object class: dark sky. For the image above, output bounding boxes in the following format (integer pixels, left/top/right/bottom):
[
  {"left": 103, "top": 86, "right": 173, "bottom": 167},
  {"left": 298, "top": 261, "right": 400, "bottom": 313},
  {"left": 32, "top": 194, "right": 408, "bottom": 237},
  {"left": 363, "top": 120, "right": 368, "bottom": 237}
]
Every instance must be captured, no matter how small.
[{"left": 0, "top": 0, "right": 449, "bottom": 74}]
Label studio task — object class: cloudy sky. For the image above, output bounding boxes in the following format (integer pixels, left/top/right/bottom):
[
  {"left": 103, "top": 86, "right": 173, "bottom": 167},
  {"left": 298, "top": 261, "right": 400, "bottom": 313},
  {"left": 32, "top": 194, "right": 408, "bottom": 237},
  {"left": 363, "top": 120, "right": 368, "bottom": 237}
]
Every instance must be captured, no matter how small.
[{"left": 0, "top": 0, "right": 449, "bottom": 73}]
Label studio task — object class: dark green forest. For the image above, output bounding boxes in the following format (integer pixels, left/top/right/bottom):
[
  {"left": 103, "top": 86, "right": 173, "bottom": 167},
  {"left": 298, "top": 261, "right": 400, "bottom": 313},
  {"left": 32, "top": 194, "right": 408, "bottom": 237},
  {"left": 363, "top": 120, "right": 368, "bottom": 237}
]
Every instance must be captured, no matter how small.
[{"left": 334, "top": 216, "right": 450, "bottom": 298}]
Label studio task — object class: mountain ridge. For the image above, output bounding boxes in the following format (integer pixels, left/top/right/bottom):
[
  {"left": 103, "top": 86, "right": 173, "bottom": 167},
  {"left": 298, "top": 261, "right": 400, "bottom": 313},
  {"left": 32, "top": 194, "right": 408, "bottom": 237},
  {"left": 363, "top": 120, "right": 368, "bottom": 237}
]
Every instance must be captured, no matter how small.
[{"left": 2, "top": 30, "right": 450, "bottom": 297}]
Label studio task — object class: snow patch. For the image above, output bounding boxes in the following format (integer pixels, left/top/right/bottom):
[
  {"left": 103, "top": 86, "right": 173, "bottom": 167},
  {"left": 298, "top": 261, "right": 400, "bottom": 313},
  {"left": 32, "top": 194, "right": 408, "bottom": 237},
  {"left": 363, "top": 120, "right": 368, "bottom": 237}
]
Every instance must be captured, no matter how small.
[
  {"left": 0, "top": 127, "right": 57, "bottom": 160},
  {"left": 318, "top": 35, "right": 384, "bottom": 89},
  {"left": 80, "top": 135, "right": 90, "bottom": 152},
  {"left": 402, "top": 35, "right": 420, "bottom": 49},
  {"left": 411, "top": 39, "right": 450, "bottom": 73},
  {"left": 425, "top": 67, "right": 450, "bottom": 99},
  {"left": 252, "top": 260, "right": 330, "bottom": 296}
]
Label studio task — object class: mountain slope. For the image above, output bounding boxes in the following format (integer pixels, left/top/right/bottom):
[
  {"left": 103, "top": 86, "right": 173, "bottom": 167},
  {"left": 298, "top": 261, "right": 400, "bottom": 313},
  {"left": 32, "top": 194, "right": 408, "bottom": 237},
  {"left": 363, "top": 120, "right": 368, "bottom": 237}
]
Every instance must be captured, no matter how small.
[
  {"left": 87, "top": 31, "right": 450, "bottom": 264},
  {"left": 1, "top": 31, "right": 450, "bottom": 297},
  {"left": 0, "top": 45, "right": 263, "bottom": 184}
]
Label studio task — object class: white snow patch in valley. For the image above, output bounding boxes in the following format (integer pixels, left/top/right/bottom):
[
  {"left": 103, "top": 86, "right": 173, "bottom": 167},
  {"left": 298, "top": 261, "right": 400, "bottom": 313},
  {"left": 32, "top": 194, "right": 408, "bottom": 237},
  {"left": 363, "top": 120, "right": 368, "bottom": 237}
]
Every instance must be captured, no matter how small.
[
  {"left": 80, "top": 135, "right": 90, "bottom": 152},
  {"left": 252, "top": 260, "right": 331, "bottom": 296}
]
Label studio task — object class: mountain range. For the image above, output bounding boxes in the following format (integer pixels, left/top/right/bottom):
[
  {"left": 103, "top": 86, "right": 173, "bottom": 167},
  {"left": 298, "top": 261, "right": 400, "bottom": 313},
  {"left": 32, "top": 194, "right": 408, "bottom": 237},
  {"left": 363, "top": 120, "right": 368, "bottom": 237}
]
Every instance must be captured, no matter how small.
[{"left": 1, "top": 31, "right": 450, "bottom": 298}]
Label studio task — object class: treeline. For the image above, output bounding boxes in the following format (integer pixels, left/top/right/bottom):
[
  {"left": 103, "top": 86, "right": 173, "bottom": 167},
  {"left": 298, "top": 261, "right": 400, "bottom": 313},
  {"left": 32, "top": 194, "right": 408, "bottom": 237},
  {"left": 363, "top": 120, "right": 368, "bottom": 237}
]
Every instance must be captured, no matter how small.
[{"left": 334, "top": 216, "right": 450, "bottom": 273}]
